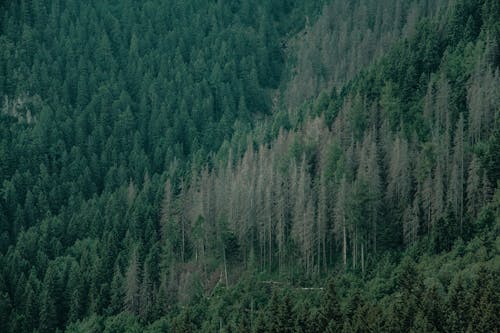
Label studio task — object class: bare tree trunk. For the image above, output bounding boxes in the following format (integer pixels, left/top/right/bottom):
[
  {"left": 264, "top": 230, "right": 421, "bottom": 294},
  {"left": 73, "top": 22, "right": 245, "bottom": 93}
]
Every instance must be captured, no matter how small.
[
  {"left": 361, "top": 242, "right": 365, "bottom": 275},
  {"left": 322, "top": 236, "right": 327, "bottom": 272},
  {"left": 342, "top": 221, "right": 347, "bottom": 268},
  {"left": 352, "top": 231, "right": 356, "bottom": 270},
  {"left": 181, "top": 219, "right": 185, "bottom": 262},
  {"left": 223, "top": 246, "right": 228, "bottom": 286}
]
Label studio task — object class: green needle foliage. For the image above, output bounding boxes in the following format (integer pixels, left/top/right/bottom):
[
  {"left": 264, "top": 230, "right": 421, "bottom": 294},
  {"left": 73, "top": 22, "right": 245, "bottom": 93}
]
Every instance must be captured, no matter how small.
[{"left": 0, "top": 0, "right": 499, "bottom": 332}]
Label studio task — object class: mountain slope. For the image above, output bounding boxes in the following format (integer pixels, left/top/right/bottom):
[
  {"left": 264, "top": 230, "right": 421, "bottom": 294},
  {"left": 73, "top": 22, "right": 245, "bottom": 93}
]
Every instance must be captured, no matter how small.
[{"left": 0, "top": 0, "right": 499, "bottom": 332}]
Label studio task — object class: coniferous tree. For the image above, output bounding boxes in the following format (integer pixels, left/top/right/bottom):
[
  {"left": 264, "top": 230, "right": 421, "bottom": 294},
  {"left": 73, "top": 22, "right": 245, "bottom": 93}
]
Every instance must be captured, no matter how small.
[
  {"left": 109, "top": 265, "right": 125, "bottom": 316},
  {"left": 0, "top": 1, "right": 498, "bottom": 332},
  {"left": 447, "top": 275, "right": 470, "bottom": 332},
  {"left": 39, "top": 271, "right": 57, "bottom": 333},
  {"left": 125, "top": 248, "right": 141, "bottom": 316},
  {"left": 320, "top": 278, "right": 343, "bottom": 332}
]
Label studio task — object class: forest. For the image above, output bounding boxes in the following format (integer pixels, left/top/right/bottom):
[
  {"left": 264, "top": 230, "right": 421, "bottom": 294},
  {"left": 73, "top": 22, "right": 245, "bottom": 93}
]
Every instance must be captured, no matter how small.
[{"left": 0, "top": 0, "right": 499, "bottom": 332}]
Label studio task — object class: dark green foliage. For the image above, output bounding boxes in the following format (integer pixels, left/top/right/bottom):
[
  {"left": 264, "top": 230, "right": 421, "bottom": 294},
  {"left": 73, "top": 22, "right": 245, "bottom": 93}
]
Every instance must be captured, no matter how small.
[
  {"left": 419, "top": 284, "right": 445, "bottom": 332},
  {"left": 481, "top": 118, "right": 500, "bottom": 183},
  {"left": 468, "top": 267, "right": 500, "bottom": 332},
  {"left": 0, "top": 0, "right": 499, "bottom": 332},
  {"left": 0, "top": 281, "right": 11, "bottom": 333},
  {"left": 320, "top": 279, "right": 343, "bottom": 332},
  {"left": 267, "top": 290, "right": 295, "bottom": 333},
  {"left": 446, "top": 275, "right": 470, "bottom": 332}
]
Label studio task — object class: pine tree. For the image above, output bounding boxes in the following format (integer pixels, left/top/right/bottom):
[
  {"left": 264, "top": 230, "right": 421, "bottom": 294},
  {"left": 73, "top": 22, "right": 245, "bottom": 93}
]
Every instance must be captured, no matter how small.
[
  {"left": 449, "top": 113, "right": 465, "bottom": 233},
  {"left": 139, "top": 259, "right": 155, "bottom": 321},
  {"left": 0, "top": 277, "right": 12, "bottom": 333},
  {"left": 466, "top": 155, "right": 482, "bottom": 220},
  {"left": 316, "top": 170, "right": 329, "bottom": 273},
  {"left": 388, "top": 135, "right": 411, "bottom": 215},
  {"left": 253, "top": 311, "right": 268, "bottom": 333},
  {"left": 420, "top": 284, "right": 444, "bottom": 332},
  {"left": 334, "top": 176, "right": 349, "bottom": 268},
  {"left": 294, "top": 301, "right": 313, "bottom": 333},
  {"left": 125, "top": 248, "right": 141, "bottom": 316},
  {"left": 291, "top": 155, "right": 314, "bottom": 272},
  {"left": 320, "top": 278, "right": 343, "bottom": 332},
  {"left": 432, "top": 160, "right": 445, "bottom": 229},
  {"left": 447, "top": 275, "right": 470, "bottom": 332},
  {"left": 469, "top": 267, "right": 500, "bottom": 332},
  {"left": 403, "top": 192, "right": 420, "bottom": 247},
  {"left": 22, "top": 270, "right": 40, "bottom": 332},
  {"left": 277, "top": 293, "right": 295, "bottom": 333},
  {"left": 109, "top": 265, "right": 125, "bottom": 315},
  {"left": 267, "top": 290, "right": 282, "bottom": 333},
  {"left": 39, "top": 285, "right": 57, "bottom": 333}
]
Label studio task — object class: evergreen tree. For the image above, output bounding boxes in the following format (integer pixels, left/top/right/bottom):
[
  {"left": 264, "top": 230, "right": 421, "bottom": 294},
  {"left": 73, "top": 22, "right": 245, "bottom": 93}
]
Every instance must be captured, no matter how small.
[
  {"left": 320, "top": 278, "right": 343, "bottom": 332},
  {"left": 0, "top": 0, "right": 498, "bottom": 332},
  {"left": 447, "top": 275, "right": 470, "bottom": 332},
  {"left": 125, "top": 248, "right": 141, "bottom": 316},
  {"left": 109, "top": 265, "right": 125, "bottom": 316},
  {"left": 39, "top": 284, "right": 57, "bottom": 333},
  {"left": 469, "top": 267, "right": 500, "bottom": 332}
]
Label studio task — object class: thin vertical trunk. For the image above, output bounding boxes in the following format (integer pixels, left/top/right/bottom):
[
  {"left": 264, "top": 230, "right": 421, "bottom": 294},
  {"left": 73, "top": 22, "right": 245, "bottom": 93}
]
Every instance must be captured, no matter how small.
[
  {"left": 223, "top": 245, "right": 228, "bottom": 286},
  {"left": 361, "top": 242, "right": 365, "bottom": 275},
  {"left": 260, "top": 241, "right": 264, "bottom": 271},
  {"left": 352, "top": 230, "right": 356, "bottom": 270},
  {"left": 317, "top": 222, "right": 321, "bottom": 273},
  {"left": 181, "top": 219, "right": 185, "bottom": 262},
  {"left": 342, "top": 221, "right": 347, "bottom": 268},
  {"left": 322, "top": 236, "right": 327, "bottom": 272}
]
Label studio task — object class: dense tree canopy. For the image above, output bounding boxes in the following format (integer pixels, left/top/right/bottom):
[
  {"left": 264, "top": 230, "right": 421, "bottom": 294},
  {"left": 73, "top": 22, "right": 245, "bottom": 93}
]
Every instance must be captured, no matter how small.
[{"left": 0, "top": 0, "right": 499, "bottom": 332}]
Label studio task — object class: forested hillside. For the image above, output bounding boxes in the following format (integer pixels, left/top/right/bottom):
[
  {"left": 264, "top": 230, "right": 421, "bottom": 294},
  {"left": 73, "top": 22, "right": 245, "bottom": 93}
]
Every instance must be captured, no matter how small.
[{"left": 1, "top": 0, "right": 499, "bottom": 332}]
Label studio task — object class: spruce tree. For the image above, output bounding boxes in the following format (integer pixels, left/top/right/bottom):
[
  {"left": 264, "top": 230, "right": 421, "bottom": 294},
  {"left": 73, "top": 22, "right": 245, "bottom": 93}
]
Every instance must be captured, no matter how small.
[{"left": 320, "top": 278, "right": 343, "bottom": 332}]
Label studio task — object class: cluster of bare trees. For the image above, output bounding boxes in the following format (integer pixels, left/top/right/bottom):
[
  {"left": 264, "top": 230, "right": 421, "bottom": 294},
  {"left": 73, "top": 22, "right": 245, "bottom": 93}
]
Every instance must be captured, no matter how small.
[
  {"left": 155, "top": 0, "right": 500, "bottom": 277},
  {"left": 159, "top": 49, "right": 498, "bottom": 275},
  {"left": 283, "top": 0, "right": 453, "bottom": 113}
]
